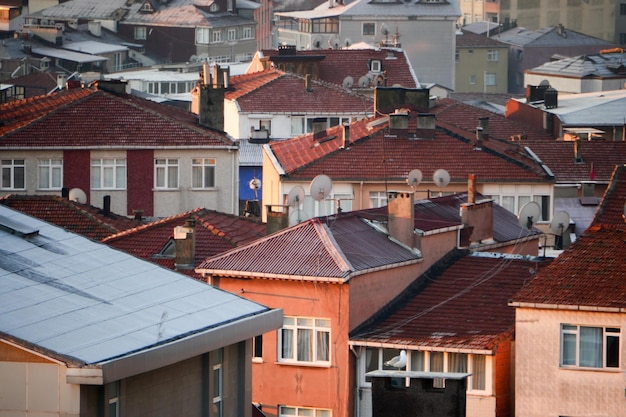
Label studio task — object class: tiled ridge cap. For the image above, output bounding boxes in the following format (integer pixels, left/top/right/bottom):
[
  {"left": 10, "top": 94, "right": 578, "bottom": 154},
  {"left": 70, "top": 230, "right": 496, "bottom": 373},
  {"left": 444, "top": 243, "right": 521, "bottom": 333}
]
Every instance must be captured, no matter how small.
[{"left": 102, "top": 207, "right": 205, "bottom": 242}]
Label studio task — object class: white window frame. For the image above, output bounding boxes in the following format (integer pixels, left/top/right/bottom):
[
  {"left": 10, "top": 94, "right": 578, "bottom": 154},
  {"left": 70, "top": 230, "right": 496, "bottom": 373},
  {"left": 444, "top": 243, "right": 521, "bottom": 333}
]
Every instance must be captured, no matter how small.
[
  {"left": 485, "top": 73, "right": 496, "bottom": 86},
  {"left": 38, "top": 158, "right": 63, "bottom": 190},
  {"left": 469, "top": 74, "right": 476, "bottom": 85},
  {"left": 192, "top": 158, "right": 216, "bottom": 189},
  {"left": 196, "top": 27, "right": 210, "bottom": 45},
  {"left": 213, "top": 349, "right": 223, "bottom": 417},
  {"left": 134, "top": 26, "right": 147, "bottom": 40},
  {"left": 227, "top": 28, "right": 237, "bottom": 41},
  {"left": 91, "top": 158, "right": 126, "bottom": 190},
  {"left": 279, "top": 405, "right": 331, "bottom": 417},
  {"left": 212, "top": 29, "right": 223, "bottom": 43},
  {"left": 242, "top": 26, "right": 253, "bottom": 39},
  {"left": 369, "top": 191, "right": 387, "bottom": 208},
  {"left": 560, "top": 324, "right": 620, "bottom": 369},
  {"left": 279, "top": 316, "right": 331, "bottom": 365},
  {"left": 1, "top": 159, "right": 25, "bottom": 190},
  {"left": 154, "top": 158, "right": 179, "bottom": 189},
  {"left": 487, "top": 49, "right": 499, "bottom": 61}
]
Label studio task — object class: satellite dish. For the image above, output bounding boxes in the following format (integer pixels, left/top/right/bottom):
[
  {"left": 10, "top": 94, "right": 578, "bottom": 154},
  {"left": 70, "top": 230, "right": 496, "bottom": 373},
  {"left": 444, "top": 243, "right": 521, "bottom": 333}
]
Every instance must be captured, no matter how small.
[
  {"left": 432, "top": 169, "right": 450, "bottom": 188},
  {"left": 287, "top": 186, "right": 305, "bottom": 207},
  {"left": 550, "top": 211, "right": 570, "bottom": 236},
  {"left": 358, "top": 76, "right": 370, "bottom": 87},
  {"left": 380, "top": 23, "right": 390, "bottom": 36},
  {"left": 68, "top": 188, "right": 87, "bottom": 204},
  {"left": 344, "top": 38, "right": 352, "bottom": 47},
  {"left": 310, "top": 174, "right": 333, "bottom": 201},
  {"left": 312, "top": 35, "right": 323, "bottom": 49},
  {"left": 518, "top": 201, "right": 541, "bottom": 230},
  {"left": 329, "top": 36, "right": 341, "bottom": 49},
  {"left": 249, "top": 178, "right": 262, "bottom": 190},
  {"left": 342, "top": 76, "right": 354, "bottom": 89},
  {"left": 406, "top": 169, "right": 423, "bottom": 189}
]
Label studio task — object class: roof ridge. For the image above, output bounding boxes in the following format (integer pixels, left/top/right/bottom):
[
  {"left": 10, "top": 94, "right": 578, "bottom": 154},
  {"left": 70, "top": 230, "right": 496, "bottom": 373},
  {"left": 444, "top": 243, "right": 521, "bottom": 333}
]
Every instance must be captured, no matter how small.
[
  {"left": 102, "top": 207, "right": 205, "bottom": 242},
  {"left": 313, "top": 219, "right": 354, "bottom": 273}
]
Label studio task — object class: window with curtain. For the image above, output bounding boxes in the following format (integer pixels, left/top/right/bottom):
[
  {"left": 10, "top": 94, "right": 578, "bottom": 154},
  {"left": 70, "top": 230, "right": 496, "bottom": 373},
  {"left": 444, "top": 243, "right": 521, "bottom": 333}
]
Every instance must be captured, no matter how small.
[
  {"left": 430, "top": 351, "right": 444, "bottom": 388},
  {"left": 1, "top": 159, "right": 25, "bottom": 190},
  {"left": 38, "top": 159, "right": 62, "bottom": 190},
  {"left": 154, "top": 158, "right": 178, "bottom": 189},
  {"left": 192, "top": 158, "right": 216, "bottom": 189},
  {"left": 91, "top": 158, "right": 126, "bottom": 190},
  {"left": 561, "top": 324, "right": 620, "bottom": 368},
  {"left": 471, "top": 355, "right": 486, "bottom": 390},
  {"left": 279, "top": 316, "right": 330, "bottom": 365}
]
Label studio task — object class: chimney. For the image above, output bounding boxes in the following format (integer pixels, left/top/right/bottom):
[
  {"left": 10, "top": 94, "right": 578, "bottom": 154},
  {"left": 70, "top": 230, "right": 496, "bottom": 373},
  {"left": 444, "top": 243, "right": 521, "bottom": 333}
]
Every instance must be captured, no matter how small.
[
  {"left": 174, "top": 218, "right": 196, "bottom": 270},
  {"left": 342, "top": 123, "right": 350, "bottom": 148},
  {"left": 415, "top": 113, "right": 436, "bottom": 139},
  {"left": 103, "top": 195, "right": 111, "bottom": 216},
  {"left": 478, "top": 117, "right": 489, "bottom": 138},
  {"left": 56, "top": 73, "right": 67, "bottom": 90},
  {"left": 574, "top": 136, "right": 583, "bottom": 162},
  {"left": 191, "top": 63, "right": 225, "bottom": 131},
  {"left": 61, "top": 187, "right": 69, "bottom": 199},
  {"left": 475, "top": 126, "right": 483, "bottom": 150},
  {"left": 460, "top": 198, "right": 493, "bottom": 246},
  {"left": 266, "top": 205, "right": 289, "bottom": 234},
  {"left": 387, "top": 191, "right": 415, "bottom": 248},
  {"left": 305, "top": 74, "right": 312, "bottom": 92},
  {"left": 133, "top": 209, "right": 144, "bottom": 220},
  {"left": 389, "top": 109, "right": 409, "bottom": 134},
  {"left": 468, "top": 174, "right": 476, "bottom": 204}
]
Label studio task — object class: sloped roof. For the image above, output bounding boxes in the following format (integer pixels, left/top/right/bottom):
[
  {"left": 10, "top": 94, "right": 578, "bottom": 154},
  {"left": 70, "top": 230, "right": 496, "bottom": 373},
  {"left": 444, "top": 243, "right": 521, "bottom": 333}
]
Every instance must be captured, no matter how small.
[
  {"left": 0, "top": 195, "right": 142, "bottom": 241},
  {"left": 492, "top": 25, "right": 615, "bottom": 48},
  {"left": 432, "top": 97, "right": 626, "bottom": 184},
  {"left": 276, "top": 0, "right": 460, "bottom": 19},
  {"left": 196, "top": 215, "right": 422, "bottom": 281},
  {"left": 5, "top": 71, "right": 60, "bottom": 98},
  {"left": 511, "top": 165, "right": 626, "bottom": 309},
  {"left": 261, "top": 48, "right": 419, "bottom": 88},
  {"left": 102, "top": 207, "right": 266, "bottom": 277},
  {"left": 456, "top": 30, "right": 507, "bottom": 48},
  {"left": 267, "top": 104, "right": 551, "bottom": 182},
  {"left": 0, "top": 205, "right": 281, "bottom": 380},
  {"left": 0, "top": 86, "right": 235, "bottom": 148},
  {"left": 28, "top": 0, "right": 133, "bottom": 20},
  {"left": 351, "top": 250, "right": 550, "bottom": 352},
  {"left": 121, "top": 0, "right": 254, "bottom": 27},
  {"left": 526, "top": 53, "right": 626, "bottom": 79}
]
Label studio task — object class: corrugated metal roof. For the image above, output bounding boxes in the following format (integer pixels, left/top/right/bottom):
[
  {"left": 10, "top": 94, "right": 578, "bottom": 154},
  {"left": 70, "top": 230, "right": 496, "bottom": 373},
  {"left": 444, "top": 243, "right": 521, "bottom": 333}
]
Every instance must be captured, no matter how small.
[
  {"left": 0, "top": 205, "right": 276, "bottom": 372},
  {"left": 31, "top": 46, "right": 108, "bottom": 63}
]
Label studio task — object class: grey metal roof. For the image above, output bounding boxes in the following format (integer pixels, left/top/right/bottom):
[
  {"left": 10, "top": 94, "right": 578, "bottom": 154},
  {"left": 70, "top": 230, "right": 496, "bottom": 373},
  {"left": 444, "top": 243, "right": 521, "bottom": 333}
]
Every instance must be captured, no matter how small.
[
  {"left": 31, "top": 46, "right": 108, "bottom": 63},
  {"left": 492, "top": 25, "right": 614, "bottom": 48},
  {"left": 276, "top": 0, "right": 460, "bottom": 19},
  {"left": 538, "top": 89, "right": 626, "bottom": 127},
  {"left": 0, "top": 205, "right": 281, "bottom": 381},
  {"left": 28, "top": 0, "right": 133, "bottom": 20},
  {"left": 62, "top": 41, "right": 129, "bottom": 55},
  {"left": 238, "top": 138, "right": 265, "bottom": 166},
  {"left": 527, "top": 53, "right": 626, "bottom": 79}
]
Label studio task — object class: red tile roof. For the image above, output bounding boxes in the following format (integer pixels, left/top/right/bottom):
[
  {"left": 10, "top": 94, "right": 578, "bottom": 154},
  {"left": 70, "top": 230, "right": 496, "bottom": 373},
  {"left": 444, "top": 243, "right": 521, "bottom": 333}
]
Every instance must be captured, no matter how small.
[
  {"left": 351, "top": 250, "right": 552, "bottom": 351},
  {"left": 432, "top": 98, "right": 626, "bottom": 183},
  {"left": 0, "top": 194, "right": 142, "bottom": 241},
  {"left": 102, "top": 208, "right": 267, "bottom": 278},
  {"left": 196, "top": 214, "right": 422, "bottom": 280},
  {"left": 262, "top": 48, "right": 419, "bottom": 89},
  {"left": 268, "top": 109, "right": 551, "bottom": 182},
  {"left": 228, "top": 69, "right": 373, "bottom": 115},
  {"left": 0, "top": 87, "right": 234, "bottom": 148},
  {"left": 511, "top": 165, "right": 626, "bottom": 309}
]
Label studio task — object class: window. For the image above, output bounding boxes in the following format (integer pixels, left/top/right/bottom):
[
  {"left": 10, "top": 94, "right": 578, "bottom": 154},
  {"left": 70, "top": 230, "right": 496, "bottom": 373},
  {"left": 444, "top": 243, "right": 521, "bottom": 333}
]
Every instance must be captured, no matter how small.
[
  {"left": 213, "top": 349, "right": 223, "bottom": 417},
  {"left": 212, "top": 29, "right": 223, "bottom": 43},
  {"left": 363, "top": 23, "right": 375, "bottom": 36},
  {"left": 192, "top": 158, "right": 216, "bottom": 189},
  {"left": 107, "top": 382, "right": 120, "bottom": 417},
  {"left": 227, "top": 28, "right": 236, "bottom": 41},
  {"left": 469, "top": 74, "right": 476, "bottom": 85},
  {"left": 487, "top": 49, "right": 499, "bottom": 61},
  {"left": 196, "top": 27, "right": 210, "bottom": 44},
  {"left": 38, "top": 159, "right": 62, "bottom": 190},
  {"left": 210, "top": 2, "right": 219, "bottom": 12},
  {"left": 253, "top": 335, "right": 263, "bottom": 361},
  {"left": 485, "top": 73, "right": 496, "bottom": 86},
  {"left": 134, "top": 26, "right": 147, "bottom": 40},
  {"left": 621, "top": 3, "right": 626, "bottom": 14},
  {"left": 620, "top": 33, "right": 626, "bottom": 45},
  {"left": 369, "top": 191, "right": 387, "bottom": 208},
  {"left": 312, "top": 18, "right": 339, "bottom": 34},
  {"left": 91, "top": 158, "right": 126, "bottom": 190},
  {"left": 1, "top": 159, "right": 25, "bottom": 190},
  {"left": 242, "top": 26, "right": 253, "bottom": 39},
  {"left": 155, "top": 158, "right": 178, "bottom": 189},
  {"left": 561, "top": 325, "right": 620, "bottom": 368},
  {"left": 279, "top": 316, "right": 330, "bottom": 364},
  {"left": 279, "top": 406, "right": 330, "bottom": 417},
  {"left": 370, "top": 60, "right": 381, "bottom": 72},
  {"left": 455, "top": 49, "right": 459, "bottom": 63}
]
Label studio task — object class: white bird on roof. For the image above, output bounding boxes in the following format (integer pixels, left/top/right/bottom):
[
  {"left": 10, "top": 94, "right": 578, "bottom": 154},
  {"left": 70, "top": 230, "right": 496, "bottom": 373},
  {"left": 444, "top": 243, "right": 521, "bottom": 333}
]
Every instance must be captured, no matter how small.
[{"left": 384, "top": 350, "right": 407, "bottom": 369}]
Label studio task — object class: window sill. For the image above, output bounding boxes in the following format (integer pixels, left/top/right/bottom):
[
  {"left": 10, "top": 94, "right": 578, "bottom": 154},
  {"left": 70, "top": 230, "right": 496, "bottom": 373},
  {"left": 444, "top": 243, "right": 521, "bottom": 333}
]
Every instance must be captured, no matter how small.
[
  {"left": 559, "top": 365, "right": 621, "bottom": 373},
  {"left": 275, "top": 361, "right": 331, "bottom": 368}
]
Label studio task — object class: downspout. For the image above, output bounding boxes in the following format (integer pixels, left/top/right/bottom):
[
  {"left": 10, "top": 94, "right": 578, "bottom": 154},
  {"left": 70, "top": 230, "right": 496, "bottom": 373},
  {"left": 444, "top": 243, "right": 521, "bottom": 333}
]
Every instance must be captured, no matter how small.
[{"left": 232, "top": 147, "right": 237, "bottom": 215}]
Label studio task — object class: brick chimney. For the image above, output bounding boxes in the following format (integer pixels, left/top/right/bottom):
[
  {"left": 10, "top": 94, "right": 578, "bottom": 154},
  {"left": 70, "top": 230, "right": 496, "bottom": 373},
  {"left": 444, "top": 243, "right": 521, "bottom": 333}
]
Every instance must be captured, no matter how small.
[
  {"left": 460, "top": 175, "right": 493, "bottom": 245},
  {"left": 387, "top": 191, "right": 416, "bottom": 248},
  {"left": 191, "top": 63, "right": 225, "bottom": 131},
  {"left": 342, "top": 123, "right": 350, "bottom": 148},
  {"left": 174, "top": 218, "right": 196, "bottom": 270}
]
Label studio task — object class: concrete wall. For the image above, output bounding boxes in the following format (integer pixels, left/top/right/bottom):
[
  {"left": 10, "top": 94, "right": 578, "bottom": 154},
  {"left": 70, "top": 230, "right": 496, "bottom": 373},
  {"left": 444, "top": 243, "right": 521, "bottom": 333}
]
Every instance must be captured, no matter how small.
[
  {"left": 514, "top": 307, "right": 626, "bottom": 417},
  {"left": 455, "top": 45, "right": 509, "bottom": 94}
]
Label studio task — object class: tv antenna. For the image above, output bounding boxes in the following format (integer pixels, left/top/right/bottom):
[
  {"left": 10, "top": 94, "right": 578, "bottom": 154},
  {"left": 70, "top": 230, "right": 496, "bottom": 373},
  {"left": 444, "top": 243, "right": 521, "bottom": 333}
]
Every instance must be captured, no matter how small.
[
  {"left": 518, "top": 201, "right": 541, "bottom": 230},
  {"left": 310, "top": 174, "right": 333, "bottom": 216},
  {"left": 406, "top": 169, "right": 423, "bottom": 191},
  {"left": 287, "top": 186, "right": 305, "bottom": 224},
  {"left": 550, "top": 211, "right": 570, "bottom": 250},
  {"left": 249, "top": 178, "right": 261, "bottom": 200},
  {"left": 432, "top": 168, "right": 450, "bottom": 196}
]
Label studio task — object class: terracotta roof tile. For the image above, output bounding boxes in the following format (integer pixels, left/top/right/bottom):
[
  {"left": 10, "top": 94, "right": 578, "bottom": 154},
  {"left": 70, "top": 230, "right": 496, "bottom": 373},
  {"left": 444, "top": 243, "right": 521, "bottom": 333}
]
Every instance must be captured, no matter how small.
[
  {"left": 0, "top": 194, "right": 142, "bottom": 240},
  {"left": 351, "top": 250, "right": 551, "bottom": 351},
  {"left": 0, "top": 87, "right": 234, "bottom": 148},
  {"left": 512, "top": 165, "right": 626, "bottom": 308}
]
